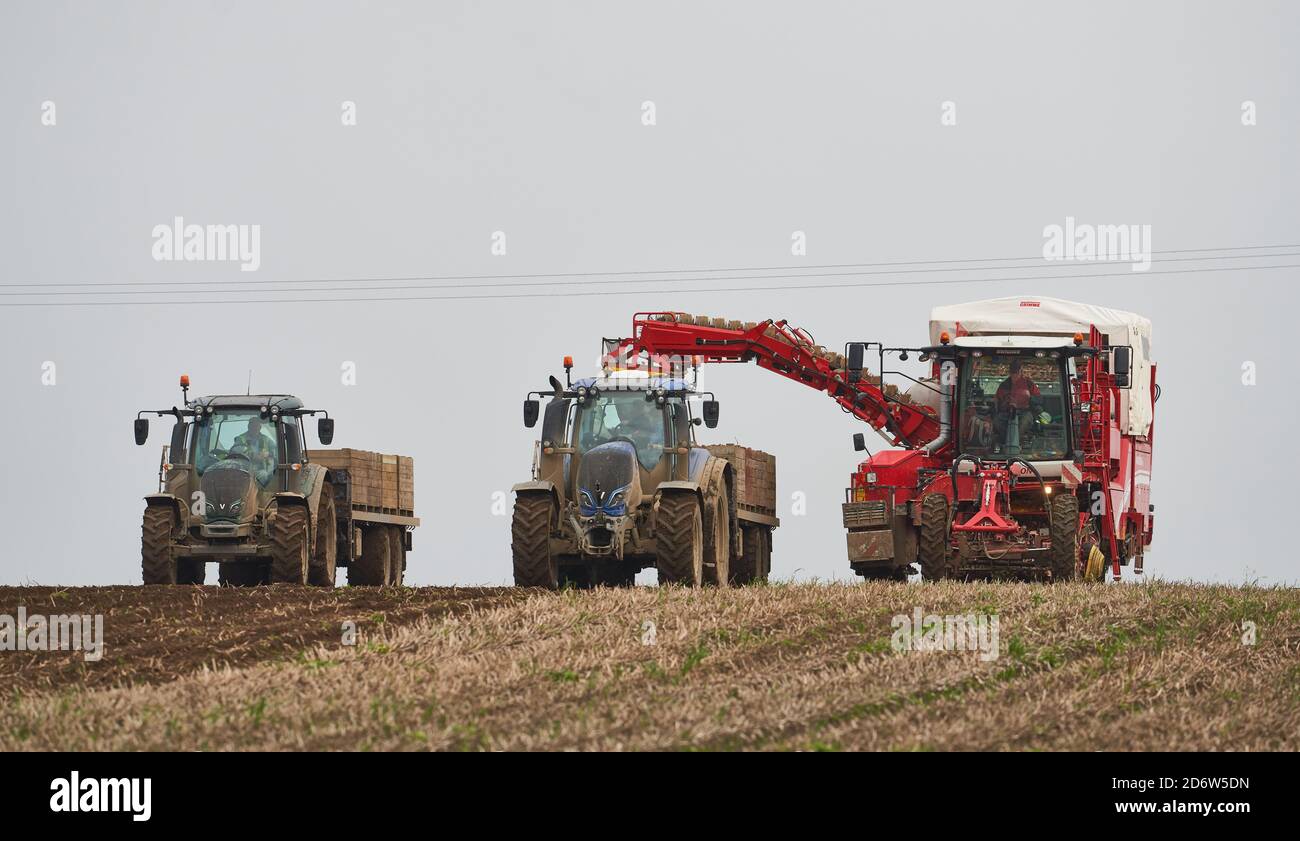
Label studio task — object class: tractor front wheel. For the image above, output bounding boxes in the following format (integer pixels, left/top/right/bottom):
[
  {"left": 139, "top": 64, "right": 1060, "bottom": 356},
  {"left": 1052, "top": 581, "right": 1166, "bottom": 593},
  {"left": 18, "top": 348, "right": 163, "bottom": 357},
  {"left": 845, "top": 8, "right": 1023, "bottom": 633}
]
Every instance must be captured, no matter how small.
[
  {"left": 511, "top": 494, "right": 558, "bottom": 588},
  {"left": 308, "top": 483, "right": 337, "bottom": 587},
  {"left": 269, "top": 504, "right": 310, "bottom": 585},
  {"left": 656, "top": 492, "right": 703, "bottom": 587},
  {"left": 141, "top": 507, "right": 177, "bottom": 585}
]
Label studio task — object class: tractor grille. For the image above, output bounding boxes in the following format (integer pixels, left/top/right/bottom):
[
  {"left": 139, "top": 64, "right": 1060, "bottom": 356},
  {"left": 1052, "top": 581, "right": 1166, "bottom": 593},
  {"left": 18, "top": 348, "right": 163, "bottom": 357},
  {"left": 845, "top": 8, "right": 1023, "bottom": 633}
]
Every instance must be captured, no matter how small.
[{"left": 842, "top": 500, "right": 889, "bottom": 530}]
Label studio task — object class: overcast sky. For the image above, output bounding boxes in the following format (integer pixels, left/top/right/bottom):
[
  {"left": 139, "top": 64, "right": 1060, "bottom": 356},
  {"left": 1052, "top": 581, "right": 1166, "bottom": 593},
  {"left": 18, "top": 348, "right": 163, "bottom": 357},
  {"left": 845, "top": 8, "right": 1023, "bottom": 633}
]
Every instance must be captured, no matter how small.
[{"left": 1, "top": 1, "right": 1296, "bottom": 586}]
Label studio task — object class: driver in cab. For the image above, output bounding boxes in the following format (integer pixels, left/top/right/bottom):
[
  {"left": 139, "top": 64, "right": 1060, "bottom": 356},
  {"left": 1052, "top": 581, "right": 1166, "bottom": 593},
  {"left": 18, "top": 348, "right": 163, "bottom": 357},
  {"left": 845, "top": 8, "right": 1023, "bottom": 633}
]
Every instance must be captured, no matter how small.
[
  {"left": 994, "top": 359, "right": 1044, "bottom": 444},
  {"left": 230, "top": 417, "right": 277, "bottom": 472}
]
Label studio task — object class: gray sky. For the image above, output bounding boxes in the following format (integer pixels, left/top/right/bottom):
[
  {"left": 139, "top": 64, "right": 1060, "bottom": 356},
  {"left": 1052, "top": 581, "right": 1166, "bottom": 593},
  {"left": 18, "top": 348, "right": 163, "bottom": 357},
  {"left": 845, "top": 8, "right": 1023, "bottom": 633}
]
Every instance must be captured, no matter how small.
[{"left": 2, "top": 1, "right": 1296, "bottom": 586}]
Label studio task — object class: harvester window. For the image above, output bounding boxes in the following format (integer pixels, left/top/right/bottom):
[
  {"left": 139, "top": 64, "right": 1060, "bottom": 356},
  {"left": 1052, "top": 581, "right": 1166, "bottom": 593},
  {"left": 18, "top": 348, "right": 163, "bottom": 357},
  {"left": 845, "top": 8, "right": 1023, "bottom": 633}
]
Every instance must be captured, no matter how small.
[
  {"left": 193, "top": 411, "right": 278, "bottom": 486},
  {"left": 958, "top": 355, "right": 1069, "bottom": 461},
  {"left": 575, "top": 393, "right": 666, "bottom": 470}
]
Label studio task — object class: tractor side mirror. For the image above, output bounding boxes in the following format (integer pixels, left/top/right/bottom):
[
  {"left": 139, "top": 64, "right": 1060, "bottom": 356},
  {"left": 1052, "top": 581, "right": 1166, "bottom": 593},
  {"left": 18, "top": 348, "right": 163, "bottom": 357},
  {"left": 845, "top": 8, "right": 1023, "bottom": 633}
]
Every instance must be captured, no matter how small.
[
  {"left": 134, "top": 418, "right": 149, "bottom": 446},
  {"left": 317, "top": 418, "right": 335, "bottom": 446},
  {"left": 702, "top": 400, "right": 720, "bottom": 428},
  {"left": 523, "top": 399, "right": 540, "bottom": 428},
  {"left": 1112, "top": 347, "right": 1132, "bottom": 388},
  {"left": 847, "top": 343, "right": 865, "bottom": 383},
  {"left": 852, "top": 432, "right": 866, "bottom": 452}
]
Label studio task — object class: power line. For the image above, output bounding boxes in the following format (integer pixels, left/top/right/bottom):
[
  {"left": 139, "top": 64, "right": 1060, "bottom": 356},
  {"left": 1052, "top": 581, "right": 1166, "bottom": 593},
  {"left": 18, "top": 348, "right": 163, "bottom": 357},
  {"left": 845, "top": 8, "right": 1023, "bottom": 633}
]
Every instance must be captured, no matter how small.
[
  {"left": 2, "top": 260, "right": 1295, "bottom": 309},
  {"left": 1, "top": 241, "right": 1296, "bottom": 291},
  {"left": 2, "top": 249, "right": 1296, "bottom": 299}
]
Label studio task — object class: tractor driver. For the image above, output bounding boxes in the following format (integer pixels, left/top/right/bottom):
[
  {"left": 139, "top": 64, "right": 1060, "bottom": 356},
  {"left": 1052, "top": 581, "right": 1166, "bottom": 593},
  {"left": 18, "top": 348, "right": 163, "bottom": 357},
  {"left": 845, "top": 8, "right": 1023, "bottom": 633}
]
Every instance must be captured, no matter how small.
[
  {"left": 993, "top": 359, "right": 1043, "bottom": 447},
  {"left": 612, "top": 403, "right": 665, "bottom": 458},
  {"left": 230, "top": 416, "right": 277, "bottom": 475}
]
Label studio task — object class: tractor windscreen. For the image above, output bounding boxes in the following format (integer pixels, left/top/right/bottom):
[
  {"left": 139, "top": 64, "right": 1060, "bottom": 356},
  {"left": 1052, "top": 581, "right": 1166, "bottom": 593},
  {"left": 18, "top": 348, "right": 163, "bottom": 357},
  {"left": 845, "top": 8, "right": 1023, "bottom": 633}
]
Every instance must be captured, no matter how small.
[
  {"left": 957, "top": 355, "right": 1069, "bottom": 461},
  {"left": 192, "top": 410, "right": 278, "bottom": 486},
  {"left": 575, "top": 393, "right": 667, "bottom": 470}
]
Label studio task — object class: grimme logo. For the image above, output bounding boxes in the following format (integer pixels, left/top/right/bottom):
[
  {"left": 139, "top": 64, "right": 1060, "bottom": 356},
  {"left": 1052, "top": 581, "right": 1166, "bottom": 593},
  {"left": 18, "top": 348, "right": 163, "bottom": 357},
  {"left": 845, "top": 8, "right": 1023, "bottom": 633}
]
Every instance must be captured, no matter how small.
[
  {"left": 49, "top": 772, "right": 151, "bottom": 822},
  {"left": 0, "top": 608, "right": 103, "bottom": 662}
]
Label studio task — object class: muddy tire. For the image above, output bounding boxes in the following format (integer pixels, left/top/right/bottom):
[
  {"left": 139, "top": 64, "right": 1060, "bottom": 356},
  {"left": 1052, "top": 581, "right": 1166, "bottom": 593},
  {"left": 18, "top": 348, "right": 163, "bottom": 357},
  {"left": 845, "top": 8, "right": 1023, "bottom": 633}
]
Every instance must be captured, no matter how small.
[
  {"left": 141, "top": 506, "right": 177, "bottom": 585},
  {"left": 656, "top": 492, "right": 703, "bottom": 587},
  {"left": 918, "top": 494, "right": 954, "bottom": 581},
  {"left": 703, "top": 485, "right": 730, "bottom": 586},
  {"left": 730, "top": 524, "right": 771, "bottom": 585},
  {"left": 387, "top": 526, "right": 406, "bottom": 586},
  {"left": 349, "top": 525, "right": 391, "bottom": 586},
  {"left": 511, "top": 494, "right": 558, "bottom": 588},
  {"left": 1048, "top": 493, "right": 1080, "bottom": 582},
  {"left": 219, "top": 563, "right": 267, "bottom": 586},
  {"left": 308, "top": 483, "right": 337, "bottom": 587},
  {"left": 269, "top": 504, "right": 310, "bottom": 585}
]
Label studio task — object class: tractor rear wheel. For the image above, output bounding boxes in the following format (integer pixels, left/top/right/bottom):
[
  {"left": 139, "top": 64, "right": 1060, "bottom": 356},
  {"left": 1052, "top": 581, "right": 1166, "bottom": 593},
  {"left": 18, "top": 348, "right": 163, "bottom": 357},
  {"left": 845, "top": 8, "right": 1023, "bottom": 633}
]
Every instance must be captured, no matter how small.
[
  {"left": 141, "top": 506, "right": 177, "bottom": 585},
  {"left": 349, "top": 525, "right": 391, "bottom": 586},
  {"left": 511, "top": 494, "right": 558, "bottom": 588},
  {"left": 1047, "top": 493, "right": 1080, "bottom": 582},
  {"left": 703, "top": 485, "right": 730, "bottom": 587},
  {"left": 656, "top": 492, "right": 703, "bottom": 587},
  {"left": 308, "top": 483, "right": 337, "bottom": 587},
  {"left": 387, "top": 526, "right": 406, "bottom": 586},
  {"left": 269, "top": 505, "right": 310, "bottom": 585},
  {"left": 918, "top": 494, "right": 954, "bottom": 581}
]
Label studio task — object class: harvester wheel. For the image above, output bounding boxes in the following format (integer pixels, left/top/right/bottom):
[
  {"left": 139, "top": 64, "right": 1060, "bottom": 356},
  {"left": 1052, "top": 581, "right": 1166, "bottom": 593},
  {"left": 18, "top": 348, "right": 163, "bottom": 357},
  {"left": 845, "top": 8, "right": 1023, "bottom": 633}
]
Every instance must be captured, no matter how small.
[
  {"left": 918, "top": 494, "right": 954, "bottom": 581},
  {"left": 308, "top": 483, "right": 337, "bottom": 587},
  {"left": 1047, "top": 493, "right": 1080, "bottom": 582},
  {"left": 269, "top": 504, "right": 310, "bottom": 585},
  {"left": 388, "top": 526, "right": 406, "bottom": 586},
  {"left": 349, "top": 525, "right": 391, "bottom": 586},
  {"left": 656, "top": 492, "right": 703, "bottom": 587},
  {"left": 511, "top": 494, "right": 558, "bottom": 588},
  {"left": 703, "top": 486, "right": 731, "bottom": 587},
  {"left": 141, "top": 506, "right": 177, "bottom": 585}
]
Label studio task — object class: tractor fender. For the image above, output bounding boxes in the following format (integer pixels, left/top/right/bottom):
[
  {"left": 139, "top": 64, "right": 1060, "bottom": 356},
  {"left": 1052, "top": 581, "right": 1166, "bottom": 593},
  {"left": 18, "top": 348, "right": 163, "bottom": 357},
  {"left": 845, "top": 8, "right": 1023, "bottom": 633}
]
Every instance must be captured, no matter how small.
[
  {"left": 268, "top": 491, "right": 310, "bottom": 543},
  {"left": 298, "top": 463, "right": 331, "bottom": 533},
  {"left": 512, "top": 479, "right": 561, "bottom": 508},
  {"left": 655, "top": 480, "right": 702, "bottom": 503},
  {"left": 143, "top": 493, "right": 188, "bottom": 534}
]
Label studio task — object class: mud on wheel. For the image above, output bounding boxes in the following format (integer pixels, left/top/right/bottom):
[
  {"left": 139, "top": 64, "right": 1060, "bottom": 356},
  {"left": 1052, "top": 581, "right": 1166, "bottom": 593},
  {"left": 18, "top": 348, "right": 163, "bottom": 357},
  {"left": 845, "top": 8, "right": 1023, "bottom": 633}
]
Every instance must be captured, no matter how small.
[
  {"left": 349, "top": 524, "right": 391, "bottom": 586},
  {"left": 703, "top": 484, "right": 730, "bottom": 587},
  {"left": 730, "top": 524, "right": 771, "bottom": 585},
  {"left": 511, "top": 493, "right": 558, "bottom": 588},
  {"left": 656, "top": 492, "right": 703, "bottom": 587},
  {"left": 269, "top": 503, "right": 310, "bottom": 585},
  {"left": 308, "top": 482, "right": 337, "bottom": 587},
  {"left": 918, "top": 493, "right": 954, "bottom": 581}
]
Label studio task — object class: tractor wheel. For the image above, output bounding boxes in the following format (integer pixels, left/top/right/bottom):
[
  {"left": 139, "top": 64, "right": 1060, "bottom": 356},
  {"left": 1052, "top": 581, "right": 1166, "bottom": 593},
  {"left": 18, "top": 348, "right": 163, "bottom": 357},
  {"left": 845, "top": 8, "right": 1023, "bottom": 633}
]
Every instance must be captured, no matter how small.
[
  {"left": 349, "top": 525, "right": 391, "bottom": 586},
  {"left": 1047, "top": 493, "right": 1080, "bottom": 582},
  {"left": 703, "top": 485, "right": 730, "bottom": 587},
  {"left": 730, "top": 524, "right": 771, "bottom": 585},
  {"left": 269, "top": 504, "right": 310, "bottom": 585},
  {"left": 141, "top": 506, "right": 177, "bottom": 585},
  {"left": 656, "top": 492, "right": 703, "bottom": 587},
  {"left": 219, "top": 563, "right": 267, "bottom": 587},
  {"left": 308, "top": 483, "right": 337, "bottom": 587},
  {"left": 918, "top": 494, "right": 954, "bottom": 581},
  {"left": 387, "top": 526, "right": 406, "bottom": 586},
  {"left": 511, "top": 494, "right": 558, "bottom": 588}
]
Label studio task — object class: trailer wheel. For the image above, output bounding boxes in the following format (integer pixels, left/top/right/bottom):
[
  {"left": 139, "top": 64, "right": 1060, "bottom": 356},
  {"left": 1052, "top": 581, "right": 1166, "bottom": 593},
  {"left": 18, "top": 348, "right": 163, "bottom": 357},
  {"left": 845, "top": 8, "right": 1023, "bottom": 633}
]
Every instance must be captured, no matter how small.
[
  {"left": 511, "top": 494, "right": 558, "bottom": 588},
  {"left": 219, "top": 563, "right": 267, "bottom": 587},
  {"left": 730, "top": 524, "right": 771, "bottom": 585},
  {"left": 1047, "top": 493, "right": 1080, "bottom": 582},
  {"left": 308, "top": 483, "right": 337, "bottom": 587},
  {"left": 918, "top": 494, "right": 954, "bottom": 581},
  {"left": 349, "top": 525, "right": 391, "bottom": 587},
  {"left": 141, "top": 506, "right": 177, "bottom": 585},
  {"left": 269, "top": 504, "right": 310, "bottom": 585},
  {"left": 656, "top": 492, "right": 703, "bottom": 587},
  {"left": 387, "top": 526, "right": 406, "bottom": 586},
  {"left": 703, "top": 485, "right": 731, "bottom": 587}
]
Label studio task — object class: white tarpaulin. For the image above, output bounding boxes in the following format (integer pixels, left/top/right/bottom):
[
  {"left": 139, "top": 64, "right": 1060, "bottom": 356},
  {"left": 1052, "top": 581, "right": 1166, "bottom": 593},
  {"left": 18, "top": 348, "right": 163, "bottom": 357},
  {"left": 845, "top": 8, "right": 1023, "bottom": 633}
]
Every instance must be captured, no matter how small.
[{"left": 929, "top": 295, "right": 1153, "bottom": 437}]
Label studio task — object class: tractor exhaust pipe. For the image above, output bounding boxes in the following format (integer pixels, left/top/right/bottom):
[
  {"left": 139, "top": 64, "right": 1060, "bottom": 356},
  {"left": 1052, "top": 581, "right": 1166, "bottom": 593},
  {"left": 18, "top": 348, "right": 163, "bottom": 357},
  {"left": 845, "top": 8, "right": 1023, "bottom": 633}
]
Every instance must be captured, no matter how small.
[{"left": 924, "top": 361, "right": 956, "bottom": 454}]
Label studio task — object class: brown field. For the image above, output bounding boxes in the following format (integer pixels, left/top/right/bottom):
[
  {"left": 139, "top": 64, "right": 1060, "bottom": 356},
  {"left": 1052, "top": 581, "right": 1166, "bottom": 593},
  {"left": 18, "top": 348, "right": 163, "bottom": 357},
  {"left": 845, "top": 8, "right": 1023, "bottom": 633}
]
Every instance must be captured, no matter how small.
[{"left": 1, "top": 581, "right": 1297, "bottom": 751}]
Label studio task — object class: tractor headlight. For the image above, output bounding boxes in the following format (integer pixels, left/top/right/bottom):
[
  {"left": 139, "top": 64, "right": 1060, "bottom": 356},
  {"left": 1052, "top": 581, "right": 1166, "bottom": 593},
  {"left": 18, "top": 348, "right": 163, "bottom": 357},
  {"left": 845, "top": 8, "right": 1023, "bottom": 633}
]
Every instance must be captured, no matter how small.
[
  {"left": 578, "top": 489, "right": 596, "bottom": 516},
  {"left": 605, "top": 487, "right": 628, "bottom": 517}
]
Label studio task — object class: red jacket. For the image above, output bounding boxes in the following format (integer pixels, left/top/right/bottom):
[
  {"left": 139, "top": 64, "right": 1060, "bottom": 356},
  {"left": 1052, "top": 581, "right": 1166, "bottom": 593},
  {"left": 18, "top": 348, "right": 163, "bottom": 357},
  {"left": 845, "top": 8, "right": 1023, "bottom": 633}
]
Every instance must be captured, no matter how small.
[{"left": 996, "top": 374, "right": 1040, "bottom": 410}]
